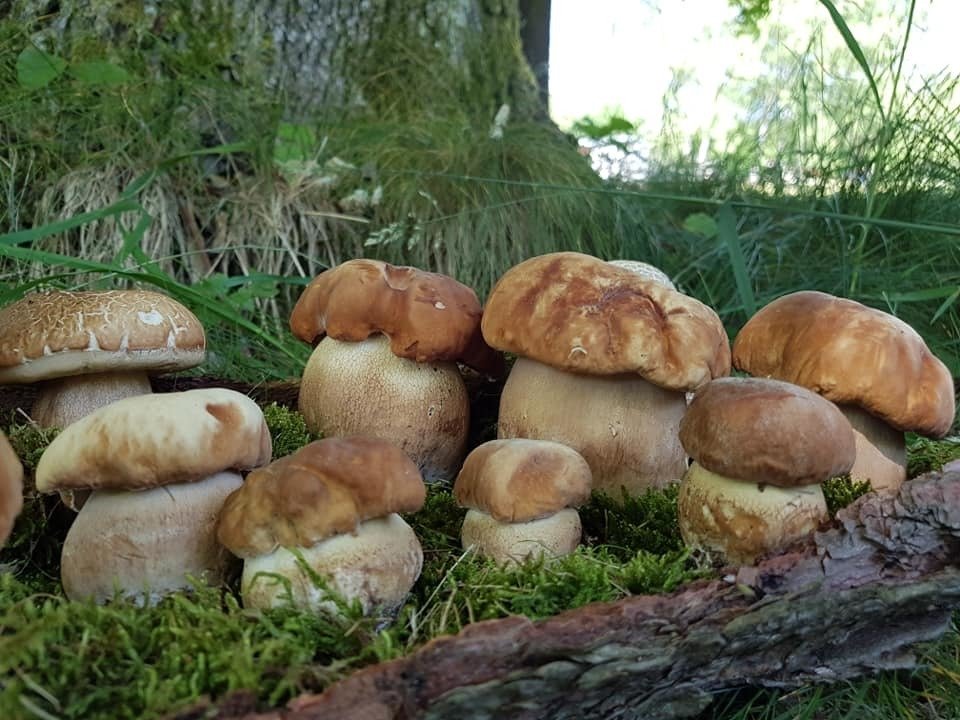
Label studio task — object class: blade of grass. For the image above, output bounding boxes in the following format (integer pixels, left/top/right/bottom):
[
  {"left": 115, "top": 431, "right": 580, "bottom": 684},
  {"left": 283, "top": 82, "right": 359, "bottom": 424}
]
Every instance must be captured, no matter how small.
[
  {"left": 717, "top": 203, "right": 757, "bottom": 319},
  {"left": 817, "top": 0, "right": 884, "bottom": 121}
]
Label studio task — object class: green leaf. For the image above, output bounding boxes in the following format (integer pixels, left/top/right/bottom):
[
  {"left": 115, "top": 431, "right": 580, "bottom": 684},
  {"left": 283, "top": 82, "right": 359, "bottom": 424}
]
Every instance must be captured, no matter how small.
[
  {"left": 817, "top": 0, "right": 885, "bottom": 121},
  {"left": 682, "top": 212, "right": 718, "bottom": 239},
  {"left": 16, "top": 47, "right": 67, "bottom": 90},
  {"left": 717, "top": 203, "right": 757, "bottom": 318},
  {"left": 70, "top": 60, "right": 131, "bottom": 86},
  {"left": 274, "top": 122, "right": 318, "bottom": 165}
]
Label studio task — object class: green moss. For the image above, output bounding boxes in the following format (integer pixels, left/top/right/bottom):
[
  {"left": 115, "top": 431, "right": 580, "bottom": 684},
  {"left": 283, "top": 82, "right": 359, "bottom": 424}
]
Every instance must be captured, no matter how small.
[
  {"left": 822, "top": 475, "right": 872, "bottom": 517},
  {"left": 906, "top": 434, "right": 960, "bottom": 478},
  {"left": 5, "top": 421, "right": 58, "bottom": 473},
  {"left": 579, "top": 484, "right": 684, "bottom": 561},
  {"left": 261, "top": 403, "right": 318, "bottom": 459}
]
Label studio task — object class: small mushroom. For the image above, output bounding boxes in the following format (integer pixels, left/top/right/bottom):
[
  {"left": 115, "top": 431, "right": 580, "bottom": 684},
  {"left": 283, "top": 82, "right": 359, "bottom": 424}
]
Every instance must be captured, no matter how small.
[
  {"left": 34, "top": 388, "right": 272, "bottom": 604},
  {"left": 216, "top": 436, "right": 427, "bottom": 616},
  {"left": 290, "top": 260, "right": 503, "bottom": 483},
  {"left": 0, "top": 289, "right": 206, "bottom": 429},
  {"left": 453, "top": 439, "right": 593, "bottom": 565},
  {"left": 677, "top": 377, "right": 856, "bottom": 565},
  {"left": 482, "top": 252, "right": 730, "bottom": 498},
  {"left": 0, "top": 431, "right": 23, "bottom": 549},
  {"left": 732, "top": 291, "right": 956, "bottom": 493}
]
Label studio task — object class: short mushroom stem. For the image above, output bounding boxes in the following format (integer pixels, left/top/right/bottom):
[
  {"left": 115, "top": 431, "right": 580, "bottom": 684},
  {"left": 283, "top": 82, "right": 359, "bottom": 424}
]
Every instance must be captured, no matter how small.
[
  {"left": 240, "top": 513, "right": 423, "bottom": 617},
  {"left": 677, "top": 462, "right": 828, "bottom": 566},
  {"left": 838, "top": 405, "right": 907, "bottom": 494},
  {"left": 60, "top": 471, "right": 243, "bottom": 605},
  {"left": 298, "top": 335, "right": 469, "bottom": 483},
  {"left": 31, "top": 371, "right": 153, "bottom": 429},
  {"left": 460, "top": 507, "right": 582, "bottom": 566},
  {"left": 497, "top": 358, "right": 688, "bottom": 498}
]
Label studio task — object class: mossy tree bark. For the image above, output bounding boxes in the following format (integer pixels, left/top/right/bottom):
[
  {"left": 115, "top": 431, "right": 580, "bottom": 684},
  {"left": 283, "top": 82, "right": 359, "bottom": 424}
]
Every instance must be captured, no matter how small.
[{"left": 177, "top": 470, "right": 960, "bottom": 719}]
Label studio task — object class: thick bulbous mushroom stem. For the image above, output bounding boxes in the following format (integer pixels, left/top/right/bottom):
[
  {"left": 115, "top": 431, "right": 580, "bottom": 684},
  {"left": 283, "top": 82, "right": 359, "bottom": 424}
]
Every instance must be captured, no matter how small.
[
  {"left": 497, "top": 358, "right": 688, "bottom": 497},
  {"left": 461, "top": 508, "right": 582, "bottom": 566},
  {"left": 298, "top": 335, "right": 469, "bottom": 483},
  {"left": 838, "top": 405, "right": 907, "bottom": 495},
  {"left": 241, "top": 513, "right": 423, "bottom": 616},
  {"left": 31, "top": 371, "right": 153, "bottom": 429},
  {"left": 60, "top": 471, "right": 243, "bottom": 605}
]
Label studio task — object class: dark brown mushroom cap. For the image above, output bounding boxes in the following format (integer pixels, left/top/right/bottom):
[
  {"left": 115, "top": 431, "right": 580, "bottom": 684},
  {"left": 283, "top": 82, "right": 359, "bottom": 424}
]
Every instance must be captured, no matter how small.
[
  {"left": 0, "top": 430, "right": 23, "bottom": 548},
  {"left": 0, "top": 289, "right": 205, "bottom": 383},
  {"left": 481, "top": 252, "right": 731, "bottom": 391},
  {"left": 680, "top": 376, "right": 857, "bottom": 487},
  {"left": 732, "top": 291, "right": 956, "bottom": 437},
  {"left": 289, "top": 260, "right": 504, "bottom": 376},
  {"left": 216, "top": 436, "right": 427, "bottom": 558},
  {"left": 453, "top": 439, "right": 593, "bottom": 523}
]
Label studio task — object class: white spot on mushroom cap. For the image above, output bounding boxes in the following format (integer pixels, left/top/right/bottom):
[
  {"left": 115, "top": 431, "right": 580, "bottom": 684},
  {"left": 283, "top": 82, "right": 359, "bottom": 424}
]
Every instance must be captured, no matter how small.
[
  {"left": 137, "top": 310, "right": 165, "bottom": 326},
  {"left": 434, "top": 301, "right": 446, "bottom": 310}
]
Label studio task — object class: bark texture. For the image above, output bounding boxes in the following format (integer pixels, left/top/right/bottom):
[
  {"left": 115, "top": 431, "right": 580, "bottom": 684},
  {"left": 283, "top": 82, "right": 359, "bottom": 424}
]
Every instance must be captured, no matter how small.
[{"left": 173, "top": 470, "right": 960, "bottom": 719}]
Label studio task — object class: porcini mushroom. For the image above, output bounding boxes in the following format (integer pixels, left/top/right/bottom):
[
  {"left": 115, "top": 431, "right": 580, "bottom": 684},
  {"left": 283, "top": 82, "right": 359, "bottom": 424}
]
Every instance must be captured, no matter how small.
[
  {"left": 454, "top": 439, "right": 592, "bottom": 566},
  {"left": 34, "top": 388, "right": 272, "bottom": 604},
  {"left": 289, "top": 259, "right": 503, "bottom": 483},
  {"left": 0, "top": 430, "right": 23, "bottom": 549},
  {"left": 732, "top": 291, "right": 956, "bottom": 494},
  {"left": 216, "top": 436, "right": 426, "bottom": 616},
  {"left": 482, "top": 251, "right": 730, "bottom": 498},
  {"left": 0, "top": 289, "right": 205, "bottom": 430},
  {"left": 677, "top": 376, "right": 856, "bottom": 565}
]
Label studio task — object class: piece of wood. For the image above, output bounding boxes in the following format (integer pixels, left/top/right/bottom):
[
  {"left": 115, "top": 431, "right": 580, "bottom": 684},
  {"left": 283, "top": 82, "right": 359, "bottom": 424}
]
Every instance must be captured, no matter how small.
[{"left": 173, "top": 470, "right": 960, "bottom": 720}]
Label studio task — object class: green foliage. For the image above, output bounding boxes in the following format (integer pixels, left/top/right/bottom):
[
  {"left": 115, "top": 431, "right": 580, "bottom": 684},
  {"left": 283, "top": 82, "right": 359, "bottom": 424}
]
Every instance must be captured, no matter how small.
[
  {"left": 580, "top": 484, "right": 684, "bottom": 561},
  {"left": 261, "top": 403, "right": 317, "bottom": 460},
  {"left": 907, "top": 434, "right": 960, "bottom": 478},
  {"left": 821, "top": 475, "right": 872, "bottom": 517},
  {"left": 4, "top": 421, "right": 57, "bottom": 473}
]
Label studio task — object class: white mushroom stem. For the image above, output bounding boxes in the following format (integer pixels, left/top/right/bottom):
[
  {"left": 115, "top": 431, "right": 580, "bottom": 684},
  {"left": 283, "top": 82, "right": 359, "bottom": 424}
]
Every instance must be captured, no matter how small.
[
  {"left": 460, "top": 507, "right": 582, "bottom": 566},
  {"left": 60, "top": 471, "right": 243, "bottom": 605},
  {"left": 298, "top": 335, "right": 469, "bottom": 483},
  {"left": 31, "top": 371, "right": 153, "bottom": 429},
  {"left": 677, "top": 462, "right": 828, "bottom": 566},
  {"left": 838, "top": 405, "right": 907, "bottom": 495},
  {"left": 241, "top": 513, "right": 423, "bottom": 616},
  {"left": 497, "top": 358, "right": 688, "bottom": 498}
]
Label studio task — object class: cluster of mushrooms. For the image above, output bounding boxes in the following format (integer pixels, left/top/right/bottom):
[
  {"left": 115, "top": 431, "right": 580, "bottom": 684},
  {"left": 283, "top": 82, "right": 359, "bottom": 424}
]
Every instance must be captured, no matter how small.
[{"left": 0, "top": 251, "right": 954, "bottom": 620}]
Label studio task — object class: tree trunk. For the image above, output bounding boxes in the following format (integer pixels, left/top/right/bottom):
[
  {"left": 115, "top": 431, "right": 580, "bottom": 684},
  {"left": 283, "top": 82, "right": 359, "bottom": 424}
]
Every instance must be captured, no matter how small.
[{"left": 172, "top": 470, "right": 960, "bottom": 719}]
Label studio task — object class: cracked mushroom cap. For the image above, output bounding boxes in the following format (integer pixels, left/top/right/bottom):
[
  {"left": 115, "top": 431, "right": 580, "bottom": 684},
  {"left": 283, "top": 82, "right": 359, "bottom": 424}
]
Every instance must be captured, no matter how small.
[
  {"left": 732, "top": 291, "right": 956, "bottom": 437},
  {"left": 0, "top": 289, "right": 205, "bottom": 383},
  {"left": 607, "top": 259, "right": 676, "bottom": 290},
  {"left": 680, "top": 377, "right": 856, "bottom": 487},
  {"left": 289, "top": 259, "right": 503, "bottom": 376},
  {"left": 216, "top": 436, "right": 427, "bottom": 558},
  {"left": 453, "top": 439, "right": 592, "bottom": 522},
  {"left": 481, "top": 252, "right": 731, "bottom": 391},
  {"left": 35, "top": 388, "right": 272, "bottom": 493},
  {"left": 0, "top": 431, "right": 23, "bottom": 548}
]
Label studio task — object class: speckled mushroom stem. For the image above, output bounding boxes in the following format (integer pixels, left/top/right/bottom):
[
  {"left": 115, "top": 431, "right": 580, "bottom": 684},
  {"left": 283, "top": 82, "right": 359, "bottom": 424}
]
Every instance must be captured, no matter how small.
[
  {"left": 838, "top": 404, "right": 907, "bottom": 494},
  {"left": 30, "top": 371, "right": 153, "bottom": 429},
  {"left": 460, "top": 508, "right": 582, "bottom": 566},
  {"left": 496, "top": 358, "right": 688, "bottom": 498}
]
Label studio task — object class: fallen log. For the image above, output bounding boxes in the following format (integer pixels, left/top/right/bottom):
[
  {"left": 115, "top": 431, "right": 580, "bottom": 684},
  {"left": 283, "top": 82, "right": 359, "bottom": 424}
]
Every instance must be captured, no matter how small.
[{"left": 175, "top": 470, "right": 960, "bottom": 720}]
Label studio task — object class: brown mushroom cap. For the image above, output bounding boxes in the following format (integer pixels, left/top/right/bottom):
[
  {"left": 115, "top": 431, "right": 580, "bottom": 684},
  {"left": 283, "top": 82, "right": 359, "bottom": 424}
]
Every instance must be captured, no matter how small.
[
  {"left": 289, "top": 259, "right": 503, "bottom": 376},
  {"left": 732, "top": 291, "right": 955, "bottom": 436},
  {"left": 35, "top": 388, "right": 273, "bottom": 493},
  {"left": 481, "top": 252, "right": 731, "bottom": 391},
  {"left": 0, "top": 430, "right": 23, "bottom": 548},
  {"left": 0, "top": 289, "right": 205, "bottom": 383},
  {"left": 607, "top": 259, "right": 676, "bottom": 290},
  {"left": 453, "top": 439, "right": 593, "bottom": 523},
  {"left": 216, "top": 436, "right": 427, "bottom": 558},
  {"left": 680, "top": 377, "right": 856, "bottom": 487}
]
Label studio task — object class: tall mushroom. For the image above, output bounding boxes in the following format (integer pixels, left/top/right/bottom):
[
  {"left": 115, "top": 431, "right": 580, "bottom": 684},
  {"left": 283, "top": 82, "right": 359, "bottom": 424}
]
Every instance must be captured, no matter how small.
[
  {"left": 732, "top": 291, "right": 956, "bottom": 494},
  {"left": 0, "top": 431, "right": 23, "bottom": 549},
  {"left": 289, "top": 259, "right": 503, "bottom": 483},
  {"left": 0, "top": 289, "right": 206, "bottom": 429},
  {"left": 454, "top": 438, "right": 593, "bottom": 565},
  {"left": 482, "top": 251, "right": 730, "bottom": 498},
  {"left": 216, "top": 436, "right": 426, "bottom": 616},
  {"left": 34, "top": 388, "right": 272, "bottom": 604},
  {"left": 678, "top": 376, "right": 856, "bottom": 565}
]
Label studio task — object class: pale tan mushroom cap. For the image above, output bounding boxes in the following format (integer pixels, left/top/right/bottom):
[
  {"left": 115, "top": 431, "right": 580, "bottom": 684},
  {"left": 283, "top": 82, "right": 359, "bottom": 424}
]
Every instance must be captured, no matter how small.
[
  {"left": 0, "top": 430, "right": 23, "bottom": 548},
  {"left": 482, "top": 252, "right": 731, "bottom": 391},
  {"left": 0, "top": 289, "right": 206, "bottom": 383},
  {"left": 680, "top": 377, "right": 856, "bottom": 487},
  {"left": 732, "top": 291, "right": 955, "bottom": 436},
  {"left": 217, "top": 436, "right": 427, "bottom": 558},
  {"left": 607, "top": 259, "right": 676, "bottom": 290},
  {"left": 453, "top": 439, "right": 592, "bottom": 522},
  {"left": 289, "top": 259, "right": 503, "bottom": 376},
  {"left": 35, "top": 388, "right": 272, "bottom": 493}
]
